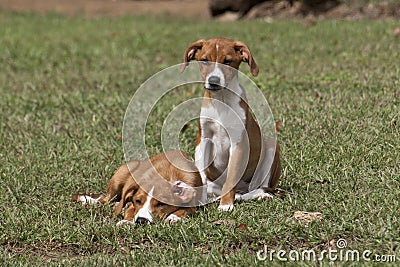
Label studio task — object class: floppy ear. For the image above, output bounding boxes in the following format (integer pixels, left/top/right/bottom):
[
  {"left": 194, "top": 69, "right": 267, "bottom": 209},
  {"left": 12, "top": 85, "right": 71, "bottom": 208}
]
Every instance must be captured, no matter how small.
[
  {"left": 102, "top": 160, "right": 141, "bottom": 204},
  {"left": 114, "top": 182, "right": 138, "bottom": 216},
  {"left": 179, "top": 39, "right": 206, "bottom": 73},
  {"left": 234, "top": 41, "right": 259, "bottom": 77}
]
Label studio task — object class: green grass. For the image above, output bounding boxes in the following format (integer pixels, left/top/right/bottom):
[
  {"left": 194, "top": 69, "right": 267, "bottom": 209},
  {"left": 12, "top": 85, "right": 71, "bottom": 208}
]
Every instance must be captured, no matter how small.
[{"left": 1, "top": 12, "right": 399, "bottom": 266}]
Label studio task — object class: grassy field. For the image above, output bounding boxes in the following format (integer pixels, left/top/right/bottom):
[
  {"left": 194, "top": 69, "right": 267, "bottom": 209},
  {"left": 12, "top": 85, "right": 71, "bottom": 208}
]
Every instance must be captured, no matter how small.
[{"left": 0, "top": 11, "right": 399, "bottom": 266}]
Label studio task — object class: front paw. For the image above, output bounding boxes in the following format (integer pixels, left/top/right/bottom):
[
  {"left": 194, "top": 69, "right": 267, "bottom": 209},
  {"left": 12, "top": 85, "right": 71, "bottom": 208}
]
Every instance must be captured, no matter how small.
[
  {"left": 261, "top": 192, "right": 274, "bottom": 201},
  {"left": 217, "top": 204, "right": 234, "bottom": 212},
  {"left": 165, "top": 214, "right": 182, "bottom": 224}
]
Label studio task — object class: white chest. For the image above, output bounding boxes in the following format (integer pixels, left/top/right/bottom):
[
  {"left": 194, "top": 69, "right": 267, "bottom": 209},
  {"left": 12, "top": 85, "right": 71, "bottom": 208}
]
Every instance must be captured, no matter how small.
[
  {"left": 200, "top": 89, "right": 247, "bottom": 141},
  {"left": 199, "top": 90, "right": 247, "bottom": 171}
]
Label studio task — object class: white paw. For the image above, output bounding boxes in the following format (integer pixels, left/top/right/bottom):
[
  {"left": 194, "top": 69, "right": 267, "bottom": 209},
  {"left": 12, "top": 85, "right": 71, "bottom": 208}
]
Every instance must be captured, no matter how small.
[
  {"left": 234, "top": 194, "right": 242, "bottom": 200},
  {"left": 236, "top": 189, "right": 274, "bottom": 201},
  {"left": 165, "top": 214, "right": 182, "bottom": 224},
  {"left": 116, "top": 220, "right": 134, "bottom": 226},
  {"left": 218, "top": 204, "right": 234, "bottom": 212},
  {"left": 259, "top": 192, "right": 274, "bottom": 200},
  {"left": 78, "top": 195, "right": 101, "bottom": 205}
]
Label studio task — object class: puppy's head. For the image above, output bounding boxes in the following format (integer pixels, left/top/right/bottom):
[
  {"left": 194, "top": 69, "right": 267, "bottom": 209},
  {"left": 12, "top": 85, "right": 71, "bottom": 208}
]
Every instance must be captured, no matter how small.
[
  {"left": 114, "top": 151, "right": 202, "bottom": 225},
  {"left": 180, "top": 38, "right": 259, "bottom": 91},
  {"left": 115, "top": 180, "right": 197, "bottom": 225}
]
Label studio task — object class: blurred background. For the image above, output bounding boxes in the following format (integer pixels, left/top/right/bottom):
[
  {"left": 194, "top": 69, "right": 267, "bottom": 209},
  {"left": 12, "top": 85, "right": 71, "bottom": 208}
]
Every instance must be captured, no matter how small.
[{"left": 0, "top": 0, "right": 399, "bottom": 20}]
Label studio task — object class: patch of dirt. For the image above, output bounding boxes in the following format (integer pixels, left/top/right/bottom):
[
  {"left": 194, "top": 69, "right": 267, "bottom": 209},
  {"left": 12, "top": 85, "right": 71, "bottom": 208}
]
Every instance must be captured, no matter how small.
[
  {"left": 0, "top": 0, "right": 399, "bottom": 20},
  {"left": 0, "top": 0, "right": 210, "bottom": 19},
  {"left": 292, "top": 211, "right": 323, "bottom": 226},
  {"left": 3, "top": 241, "right": 87, "bottom": 261}
]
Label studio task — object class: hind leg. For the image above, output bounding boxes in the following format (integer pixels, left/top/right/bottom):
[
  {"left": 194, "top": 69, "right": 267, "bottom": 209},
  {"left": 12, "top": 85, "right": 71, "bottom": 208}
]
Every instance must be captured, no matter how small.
[{"left": 235, "top": 189, "right": 273, "bottom": 201}]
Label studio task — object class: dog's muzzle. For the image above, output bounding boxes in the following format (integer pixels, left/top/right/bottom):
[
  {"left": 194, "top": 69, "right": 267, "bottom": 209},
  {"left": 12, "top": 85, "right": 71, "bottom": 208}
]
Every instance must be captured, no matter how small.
[{"left": 206, "top": 75, "right": 223, "bottom": 91}]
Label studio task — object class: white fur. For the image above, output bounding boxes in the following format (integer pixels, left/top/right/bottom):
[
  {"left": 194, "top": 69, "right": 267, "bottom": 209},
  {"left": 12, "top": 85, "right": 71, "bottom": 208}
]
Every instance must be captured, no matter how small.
[
  {"left": 195, "top": 140, "right": 211, "bottom": 204},
  {"left": 217, "top": 204, "right": 234, "bottom": 212},
  {"left": 198, "top": 86, "right": 247, "bottom": 173},
  {"left": 134, "top": 187, "right": 154, "bottom": 223},
  {"left": 165, "top": 214, "right": 182, "bottom": 223},
  {"left": 207, "top": 178, "right": 224, "bottom": 196},
  {"left": 205, "top": 64, "right": 226, "bottom": 89},
  {"left": 77, "top": 195, "right": 102, "bottom": 205},
  {"left": 249, "top": 140, "right": 276, "bottom": 191},
  {"left": 235, "top": 189, "right": 273, "bottom": 201}
]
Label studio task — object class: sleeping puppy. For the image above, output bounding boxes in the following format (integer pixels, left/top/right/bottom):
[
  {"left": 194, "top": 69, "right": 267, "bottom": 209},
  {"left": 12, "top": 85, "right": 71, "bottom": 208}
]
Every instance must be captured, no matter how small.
[{"left": 72, "top": 150, "right": 203, "bottom": 225}]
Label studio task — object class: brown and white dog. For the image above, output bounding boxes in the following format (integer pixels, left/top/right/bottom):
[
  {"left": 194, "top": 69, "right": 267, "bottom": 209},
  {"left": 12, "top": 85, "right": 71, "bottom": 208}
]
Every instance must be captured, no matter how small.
[
  {"left": 180, "top": 38, "right": 281, "bottom": 211},
  {"left": 72, "top": 150, "right": 202, "bottom": 225}
]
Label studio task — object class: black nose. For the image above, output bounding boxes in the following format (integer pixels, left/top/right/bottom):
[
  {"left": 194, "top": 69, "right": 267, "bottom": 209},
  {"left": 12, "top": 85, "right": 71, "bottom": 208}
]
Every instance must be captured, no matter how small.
[
  {"left": 208, "top": 75, "right": 221, "bottom": 86},
  {"left": 136, "top": 217, "right": 149, "bottom": 225}
]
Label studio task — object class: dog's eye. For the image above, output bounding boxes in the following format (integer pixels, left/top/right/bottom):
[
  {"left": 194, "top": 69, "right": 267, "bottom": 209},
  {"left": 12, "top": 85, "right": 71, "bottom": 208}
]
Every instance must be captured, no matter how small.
[
  {"left": 156, "top": 202, "right": 166, "bottom": 207},
  {"left": 200, "top": 59, "right": 210, "bottom": 65},
  {"left": 223, "top": 59, "right": 232, "bottom": 65},
  {"left": 135, "top": 199, "right": 142, "bottom": 205}
]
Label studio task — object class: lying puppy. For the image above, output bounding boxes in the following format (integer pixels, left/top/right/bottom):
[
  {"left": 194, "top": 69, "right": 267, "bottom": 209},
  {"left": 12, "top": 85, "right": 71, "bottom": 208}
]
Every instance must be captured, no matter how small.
[{"left": 72, "top": 150, "right": 202, "bottom": 225}]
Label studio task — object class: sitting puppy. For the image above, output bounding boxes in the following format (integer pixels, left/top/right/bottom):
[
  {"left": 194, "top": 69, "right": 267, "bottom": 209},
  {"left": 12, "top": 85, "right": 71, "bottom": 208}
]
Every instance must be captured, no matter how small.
[
  {"left": 72, "top": 150, "right": 203, "bottom": 225},
  {"left": 180, "top": 38, "right": 282, "bottom": 211}
]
